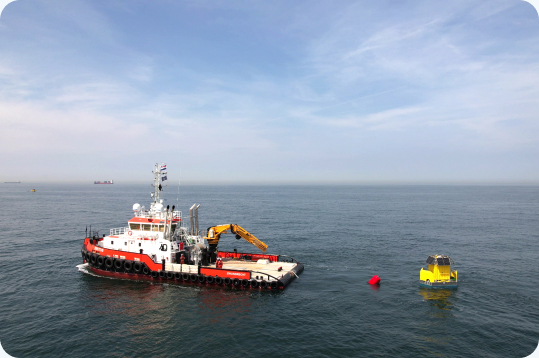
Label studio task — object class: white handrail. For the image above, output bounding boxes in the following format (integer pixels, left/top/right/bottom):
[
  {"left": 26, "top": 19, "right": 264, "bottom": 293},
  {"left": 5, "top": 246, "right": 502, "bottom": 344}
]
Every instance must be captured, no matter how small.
[
  {"left": 110, "top": 227, "right": 129, "bottom": 235},
  {"left": 133, "top": 210, "right": 183, "bottom": 219}
]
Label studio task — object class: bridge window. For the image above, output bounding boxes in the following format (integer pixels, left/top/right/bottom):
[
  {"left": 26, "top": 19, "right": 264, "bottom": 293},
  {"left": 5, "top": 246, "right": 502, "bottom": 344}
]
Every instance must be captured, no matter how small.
[
  {"left": 142, "top": 224, "right": 151, "bottom": 231},
  {"left": 129, "top": 224, "right": 141, "bottom": 230}
]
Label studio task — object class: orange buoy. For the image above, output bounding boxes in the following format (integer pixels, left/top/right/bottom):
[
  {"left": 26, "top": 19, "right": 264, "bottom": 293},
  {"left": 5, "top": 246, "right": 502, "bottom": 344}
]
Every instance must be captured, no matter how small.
[{"left": 368, "top": 275, "right": 381, "bottom": 285}]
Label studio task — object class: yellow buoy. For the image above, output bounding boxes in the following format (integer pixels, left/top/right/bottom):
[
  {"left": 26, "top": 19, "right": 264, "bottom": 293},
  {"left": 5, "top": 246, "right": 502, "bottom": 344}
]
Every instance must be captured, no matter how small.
[{"left": 419, "top": 255, "right": 458, "bottom": 289}]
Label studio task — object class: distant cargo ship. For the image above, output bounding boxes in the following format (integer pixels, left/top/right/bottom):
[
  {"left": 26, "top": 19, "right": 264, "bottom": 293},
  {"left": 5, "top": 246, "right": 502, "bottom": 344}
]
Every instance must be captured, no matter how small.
[
  {"left": 4, "top": 181, "right": 21, "bottom": 183},
  {"left": 94, "top": 180, "right": 114, "bottom": 184}
]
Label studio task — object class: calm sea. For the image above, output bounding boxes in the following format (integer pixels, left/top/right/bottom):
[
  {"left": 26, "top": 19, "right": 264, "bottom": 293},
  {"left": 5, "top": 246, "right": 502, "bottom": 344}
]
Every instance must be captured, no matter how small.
[{"left": 0, "top": 184, "right": 538, "bottom": 357}]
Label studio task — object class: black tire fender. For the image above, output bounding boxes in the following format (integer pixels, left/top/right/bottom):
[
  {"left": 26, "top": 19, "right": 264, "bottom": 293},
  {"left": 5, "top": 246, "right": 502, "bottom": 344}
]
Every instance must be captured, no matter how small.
[
  {"left": 123, "top": 260, "right": 133, "bottom": 272},
  {"left": 96, "top": 256, "right": 105, "bottom": 268},
  {"left": 114, "top": 259, "right": 124, "bottom": 270}
]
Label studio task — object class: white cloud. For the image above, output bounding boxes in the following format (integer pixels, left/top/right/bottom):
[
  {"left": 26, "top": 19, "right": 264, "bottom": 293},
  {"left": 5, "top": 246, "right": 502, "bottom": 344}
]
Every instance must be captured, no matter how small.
[
  {"left": 316, "top": 107, "right": 428, "bottom": 130},
  {"left": 0, "top": 100, "right": 149, "bottom": 155},
  {"left": 1, "top": 0, "right": 538, "bottom": 182}
]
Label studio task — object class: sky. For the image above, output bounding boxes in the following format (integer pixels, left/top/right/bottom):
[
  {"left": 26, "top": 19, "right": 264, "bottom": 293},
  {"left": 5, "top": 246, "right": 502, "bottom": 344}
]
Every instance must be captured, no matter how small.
[{"left": 0, "top": 0, "right": 539, "bottom": 184}]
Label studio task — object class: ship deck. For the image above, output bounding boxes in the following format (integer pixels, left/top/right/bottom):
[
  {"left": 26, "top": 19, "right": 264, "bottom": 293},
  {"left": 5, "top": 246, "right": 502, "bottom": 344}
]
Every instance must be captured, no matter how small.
[
  {"left": 83, "top": 241, "right": 303, "bottom": 289},
  {"left": 165, "top": 258, "right": 298, "bottom": 281}
]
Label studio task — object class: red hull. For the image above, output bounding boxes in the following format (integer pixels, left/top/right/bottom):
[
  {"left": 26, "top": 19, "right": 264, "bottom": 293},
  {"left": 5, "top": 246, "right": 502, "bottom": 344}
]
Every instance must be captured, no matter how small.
[
  {"left": 86, "top": 265, "right": 282, "bottom": 290},
  {"left": 82, "top": 238, "right": 302, "bottom": 290}
]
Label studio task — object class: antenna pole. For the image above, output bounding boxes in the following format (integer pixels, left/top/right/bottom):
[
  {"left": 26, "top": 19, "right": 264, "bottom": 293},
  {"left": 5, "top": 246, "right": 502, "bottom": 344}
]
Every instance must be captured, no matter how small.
[
  {"left": 177, "top": 179, "right": 180, "bottom": 206},
  {"left": 151, "top": 163, "right": 167, "bottom": 204}
]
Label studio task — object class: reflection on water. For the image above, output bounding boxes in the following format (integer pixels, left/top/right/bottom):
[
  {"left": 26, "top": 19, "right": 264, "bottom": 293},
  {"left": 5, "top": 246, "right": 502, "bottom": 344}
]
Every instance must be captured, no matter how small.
[
  {"left": 415, "top": 288, "right": 458, "bottom": 354},
  {"left": 80, "top": 273, "right": 172, "bottom": 315},
  {"left": 198, "top": 287, "right": 254, "bottom": 325},
  {"left": 418, "top": 288, "right": 456, "bottom": 313},
  {"left": 78, "top": 267, "right": 264, "bottom": 331}
]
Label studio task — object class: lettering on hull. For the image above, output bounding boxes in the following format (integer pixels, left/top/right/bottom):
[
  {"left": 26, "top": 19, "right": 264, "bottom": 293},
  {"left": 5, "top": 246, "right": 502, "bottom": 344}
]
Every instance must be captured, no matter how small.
[{"left": 200, "top": 268, "right": 251, "bottom": 279}]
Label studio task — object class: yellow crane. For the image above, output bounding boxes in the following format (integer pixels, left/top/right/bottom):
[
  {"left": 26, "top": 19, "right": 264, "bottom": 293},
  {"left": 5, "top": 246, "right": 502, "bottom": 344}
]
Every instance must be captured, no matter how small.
[{"left": 205, "top": 224, "right": 268, "bottom": 253}]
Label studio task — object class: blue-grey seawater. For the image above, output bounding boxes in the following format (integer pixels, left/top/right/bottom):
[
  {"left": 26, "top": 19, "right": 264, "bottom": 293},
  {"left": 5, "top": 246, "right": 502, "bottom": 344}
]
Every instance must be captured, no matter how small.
[{"left": 0, "top": 184, "right": 538, "bottom": 358}]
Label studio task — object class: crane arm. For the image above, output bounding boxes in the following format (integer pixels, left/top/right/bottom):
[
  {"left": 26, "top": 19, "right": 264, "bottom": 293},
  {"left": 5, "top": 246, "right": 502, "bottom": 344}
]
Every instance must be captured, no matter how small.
[{"left": 205, "top": 224, "right": 268, "bottom": 253}]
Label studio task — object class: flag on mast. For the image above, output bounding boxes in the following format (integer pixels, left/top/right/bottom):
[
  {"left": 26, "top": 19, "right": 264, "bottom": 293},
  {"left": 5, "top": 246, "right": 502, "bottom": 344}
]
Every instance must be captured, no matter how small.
[{"left": 160, "top": 164, "right": 167, "bottom": 171}]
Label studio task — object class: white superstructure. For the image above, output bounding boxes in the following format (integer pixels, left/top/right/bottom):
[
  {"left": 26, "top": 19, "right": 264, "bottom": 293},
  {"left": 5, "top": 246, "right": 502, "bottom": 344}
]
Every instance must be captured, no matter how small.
[{"left": 93, "top": 163, "right": 208, "bottom": 266}]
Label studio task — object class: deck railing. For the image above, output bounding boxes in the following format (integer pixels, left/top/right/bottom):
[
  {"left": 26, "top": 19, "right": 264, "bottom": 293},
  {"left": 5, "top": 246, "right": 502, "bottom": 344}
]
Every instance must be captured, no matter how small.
[
  {"left": 278, "top": 255, "right": 299, "bottom": 263},
  {"left": 110, "top": 227, "right": 129, "bottom": 235},
  {"left": 133, "top": 210, "right": 182, "bottom": 220}
]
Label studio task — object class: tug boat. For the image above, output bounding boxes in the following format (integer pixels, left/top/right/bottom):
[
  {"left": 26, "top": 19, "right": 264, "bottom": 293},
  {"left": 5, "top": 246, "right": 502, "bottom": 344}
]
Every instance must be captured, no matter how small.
[
  {"left": 81, "top": 163, "right": 303, "bottom": 290},
  {"left": 419, "top": 255, "right": 458, "bottom": 289}
]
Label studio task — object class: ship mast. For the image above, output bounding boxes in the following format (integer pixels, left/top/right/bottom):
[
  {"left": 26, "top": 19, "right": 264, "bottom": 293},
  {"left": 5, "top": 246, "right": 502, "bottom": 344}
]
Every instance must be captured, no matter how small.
[{"left": 151, "top": 163, "right": 167, "bottom": 206}]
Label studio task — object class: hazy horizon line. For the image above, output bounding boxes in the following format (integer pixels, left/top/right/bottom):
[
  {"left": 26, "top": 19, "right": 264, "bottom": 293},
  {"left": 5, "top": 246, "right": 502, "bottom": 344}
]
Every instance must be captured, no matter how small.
[{"left": 4, "top": 180, "right": 539, "bottom": 186}]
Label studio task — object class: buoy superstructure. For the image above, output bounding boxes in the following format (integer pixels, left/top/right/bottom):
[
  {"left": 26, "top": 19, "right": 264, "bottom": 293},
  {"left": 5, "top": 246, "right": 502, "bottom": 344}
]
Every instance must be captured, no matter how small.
[
  {"left": 81, "top": 163, "right": 303, "bottom": 290},
  {"left": 419, "top": 255, "right": 458, "bottom": 289}
]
